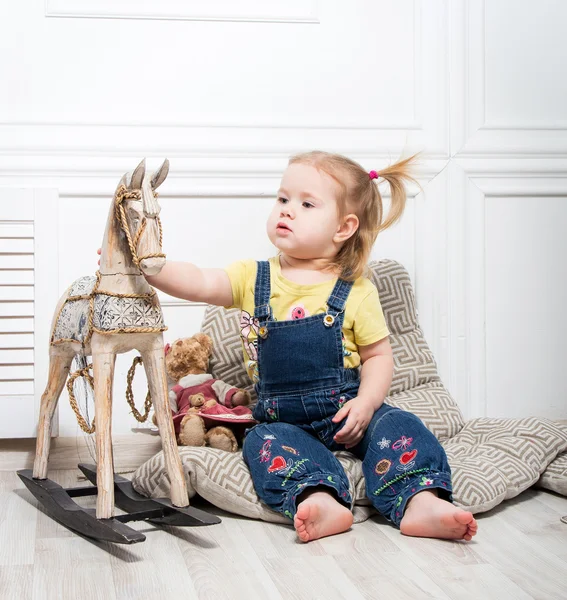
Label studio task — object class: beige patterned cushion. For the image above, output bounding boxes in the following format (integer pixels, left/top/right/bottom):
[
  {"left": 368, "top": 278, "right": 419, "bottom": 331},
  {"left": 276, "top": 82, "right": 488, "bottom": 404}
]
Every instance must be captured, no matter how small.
[
  {"left": 132, "top": 259, "right": 567, "bottom": 520},
  {"left": 202, "top": 305, "right": 256, "bottom": 402},
  {"left": 443, "top": 418, "right": 567, "bottom": 512},
  {"left": 537, "top": 450, "right": 567, "bottom": 496}
]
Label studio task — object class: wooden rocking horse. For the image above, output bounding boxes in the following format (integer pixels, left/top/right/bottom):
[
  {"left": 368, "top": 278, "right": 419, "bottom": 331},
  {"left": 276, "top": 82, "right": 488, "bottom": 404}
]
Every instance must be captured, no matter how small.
[{"left": 18, "top": 159, "right": 220, "bottom": 543}]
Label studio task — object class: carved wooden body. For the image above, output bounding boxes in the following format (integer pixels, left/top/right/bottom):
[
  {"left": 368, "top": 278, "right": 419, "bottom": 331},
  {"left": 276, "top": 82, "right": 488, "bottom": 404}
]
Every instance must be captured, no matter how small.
[{"left": 33, "top": 159, "right": 189, "bottom": 518}]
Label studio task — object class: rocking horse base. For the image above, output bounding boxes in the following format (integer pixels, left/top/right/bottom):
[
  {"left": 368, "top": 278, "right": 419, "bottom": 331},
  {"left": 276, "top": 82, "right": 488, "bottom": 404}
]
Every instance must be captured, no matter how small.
[{"left": 17, "top": 464, "right": 221, "bottom": 544}]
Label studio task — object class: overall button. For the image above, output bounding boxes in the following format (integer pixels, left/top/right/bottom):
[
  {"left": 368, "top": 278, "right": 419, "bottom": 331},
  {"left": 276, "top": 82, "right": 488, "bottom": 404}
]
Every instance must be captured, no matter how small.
[
  {"left": 323, "top": 314, "right": 335, "bottom": 327},
  {"left": 259, "top": 326, "right": 268, "bottom": 339}
]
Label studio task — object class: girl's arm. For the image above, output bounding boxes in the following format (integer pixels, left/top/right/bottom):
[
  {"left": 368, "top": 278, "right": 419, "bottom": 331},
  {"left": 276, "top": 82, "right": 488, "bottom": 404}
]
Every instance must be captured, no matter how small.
[
  {"left": 97, "top": 248, "right": 233, "bottom": 306},
  {"left": 145, "top": 261, "right": 233, "bottom": 307},
  {"left": 356, "top": 336, "right": 394, "bottom": 411}
]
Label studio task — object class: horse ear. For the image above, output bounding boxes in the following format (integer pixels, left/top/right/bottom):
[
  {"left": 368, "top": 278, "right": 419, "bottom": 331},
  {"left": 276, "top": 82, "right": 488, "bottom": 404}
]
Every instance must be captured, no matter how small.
[
  {"left": 130, "top": 158, "right": 146, "bottom": 190},
  {"left": 118, "top": 172, "right": 129, "bottom": 188},
  {"left": 151, "top": 159, "right": 170, "bottom": 190}
]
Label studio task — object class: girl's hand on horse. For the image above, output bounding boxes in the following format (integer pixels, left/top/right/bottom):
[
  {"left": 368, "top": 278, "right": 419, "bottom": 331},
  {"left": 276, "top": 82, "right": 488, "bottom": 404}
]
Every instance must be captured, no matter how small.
[{"left": 332, "top": 397, "right": 375, "bottom": 449}]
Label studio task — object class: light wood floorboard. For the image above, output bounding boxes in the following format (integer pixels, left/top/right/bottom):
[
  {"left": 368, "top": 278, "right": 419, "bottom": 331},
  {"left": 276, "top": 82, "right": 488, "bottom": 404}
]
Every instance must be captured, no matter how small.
[{"left": 0, "top": 470, "right": 566, "bottom": 600}]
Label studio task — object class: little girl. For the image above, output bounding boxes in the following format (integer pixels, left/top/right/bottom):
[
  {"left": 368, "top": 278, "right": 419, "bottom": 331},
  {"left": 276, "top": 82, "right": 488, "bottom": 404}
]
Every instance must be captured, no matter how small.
[{"left": 133, "top": 151, "right": 478, "bottom": 543}]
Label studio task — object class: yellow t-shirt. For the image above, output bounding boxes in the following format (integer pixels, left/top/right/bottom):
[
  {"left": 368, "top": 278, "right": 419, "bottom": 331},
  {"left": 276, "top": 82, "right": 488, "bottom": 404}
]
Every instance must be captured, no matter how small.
[{"left": 224, "top": 256, "right": 390, "bottom": 384}]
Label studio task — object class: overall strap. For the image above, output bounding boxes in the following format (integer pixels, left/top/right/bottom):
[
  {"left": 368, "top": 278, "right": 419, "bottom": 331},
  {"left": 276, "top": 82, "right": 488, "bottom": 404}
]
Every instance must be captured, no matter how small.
[
  {"left": 326, "top": 278, "right": 354, "bottom": 317},
  {"left": 254, "top": 261, "right": 272, "bottom": 322}
]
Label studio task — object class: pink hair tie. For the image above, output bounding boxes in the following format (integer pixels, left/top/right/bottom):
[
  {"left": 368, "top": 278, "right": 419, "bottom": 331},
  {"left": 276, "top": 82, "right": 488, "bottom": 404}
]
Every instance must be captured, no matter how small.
[{"left": 368, "top": 170, "right": 379, "bottom": 180}]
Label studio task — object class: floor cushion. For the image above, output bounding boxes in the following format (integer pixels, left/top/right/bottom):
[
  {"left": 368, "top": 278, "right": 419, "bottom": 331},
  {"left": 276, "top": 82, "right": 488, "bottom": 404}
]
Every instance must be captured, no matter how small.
[
  {"left": 132, "top": 260, "right": 567, "bottom": 521},
  {"left": 537, "top": 449, "right": 567, "bottom": 496},
  {"left": 443, "top": 417, "right": 567, "bottom": 512}
]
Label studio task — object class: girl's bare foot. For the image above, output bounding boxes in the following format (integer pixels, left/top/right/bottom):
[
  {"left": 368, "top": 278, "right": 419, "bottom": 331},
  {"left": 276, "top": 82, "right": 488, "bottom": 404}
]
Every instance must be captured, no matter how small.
[
  {"left": 293, "top": 491, "right": 353, "bottom": 542},
  {"left": 400, "top": 489, "right": 478, "bottom": 541}
]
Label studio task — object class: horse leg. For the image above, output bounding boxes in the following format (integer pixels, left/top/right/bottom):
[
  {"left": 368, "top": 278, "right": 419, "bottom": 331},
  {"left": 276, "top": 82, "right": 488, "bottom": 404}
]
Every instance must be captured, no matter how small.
[
  {"left": 92, "top": 351, "right": 116, "bottom": 519},
  {"left": 33, "top": 349, "right": 74, "bottom": 479},
  {"left": 141, "top": 344, "right": 189, "bottom": 508}
]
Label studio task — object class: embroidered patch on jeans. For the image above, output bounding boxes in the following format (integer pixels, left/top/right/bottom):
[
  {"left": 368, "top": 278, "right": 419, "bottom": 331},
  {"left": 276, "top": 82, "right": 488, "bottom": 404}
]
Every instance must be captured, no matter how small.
[
  {"left": 375, "top": 459, "right": 392, "bottom": 475},
  {"left": 259, "top": 440, "right": 272, "bottom": 463},
  {"left": 378, "top": 437, "right": 391, "bottom": 449},
  {"left": 392, "top": 436, "right": 413, "bottom": 450},
  {"left": 396, "top": 461, "right": 416, "bottom": 474},
  {"left": 399, "top": 449, "right": 417, "bottom": 464},
  {"left": 281, "top": 459, "right": 310, "bottom": 486},
  {"left": 419, "top": 476, "right": 434, "bottom": 487},
  {"left": 268, "top": 456, "right": 288, "bottom": 472},
  {"left": 281, "top": 445, "right": 299, "bottom": 455},
  {"left": 373, "top": 468, "right": 429, "bottom": 496}
]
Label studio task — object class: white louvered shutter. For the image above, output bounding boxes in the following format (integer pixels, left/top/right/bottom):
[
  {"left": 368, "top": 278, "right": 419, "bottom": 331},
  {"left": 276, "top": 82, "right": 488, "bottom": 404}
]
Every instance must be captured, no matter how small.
[{"left": 0, "top": 189, "right": 59, "bottom": 438}]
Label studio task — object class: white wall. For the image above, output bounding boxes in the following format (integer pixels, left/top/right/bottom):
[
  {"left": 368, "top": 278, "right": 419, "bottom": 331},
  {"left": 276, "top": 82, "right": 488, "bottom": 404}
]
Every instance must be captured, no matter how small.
[{"left": 0, "top": 0, "right": 566, "bottom": 437}]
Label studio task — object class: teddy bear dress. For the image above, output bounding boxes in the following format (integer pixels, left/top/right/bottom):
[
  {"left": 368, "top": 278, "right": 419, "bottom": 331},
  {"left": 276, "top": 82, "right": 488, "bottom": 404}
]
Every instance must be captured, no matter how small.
[
  {"left": 169, "top": 374, "right": 254, "bottom": 436},
  {"left": 241, "top": 260, "right": 454, "bottom": 527}
]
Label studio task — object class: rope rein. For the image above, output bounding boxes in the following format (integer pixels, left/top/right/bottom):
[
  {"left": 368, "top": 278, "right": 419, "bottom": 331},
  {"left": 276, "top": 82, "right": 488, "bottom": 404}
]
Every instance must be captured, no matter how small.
[
  {"left": 114, "top": 184, "right": 165, "bottom": 267},
  {"left": 125, "top": 356, "right": 153, "bottom": 423},
  {"left": 67, "top": 364, "right": 96, "bottom": 434},
  {"left": 68, "top": 355, "right": 152, "bottom": 433}
]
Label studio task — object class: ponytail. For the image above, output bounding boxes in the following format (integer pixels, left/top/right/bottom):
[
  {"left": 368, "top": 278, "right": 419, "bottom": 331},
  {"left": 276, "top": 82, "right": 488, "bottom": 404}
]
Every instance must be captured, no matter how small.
[{"left": 376, "top": 153, "right": 422, "bottom": 233}]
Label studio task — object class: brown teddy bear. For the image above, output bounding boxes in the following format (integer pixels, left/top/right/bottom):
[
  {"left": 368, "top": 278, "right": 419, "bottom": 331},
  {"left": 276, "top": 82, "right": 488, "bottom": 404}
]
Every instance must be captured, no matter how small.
[{"left": 157, "top": 333, "right": 255, "bottom": 452}]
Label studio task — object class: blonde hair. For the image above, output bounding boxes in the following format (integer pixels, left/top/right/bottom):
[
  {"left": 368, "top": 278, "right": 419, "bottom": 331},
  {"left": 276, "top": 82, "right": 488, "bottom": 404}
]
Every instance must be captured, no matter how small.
[{"left": 288, "top": 150, "right": 421, "bottom": 281}]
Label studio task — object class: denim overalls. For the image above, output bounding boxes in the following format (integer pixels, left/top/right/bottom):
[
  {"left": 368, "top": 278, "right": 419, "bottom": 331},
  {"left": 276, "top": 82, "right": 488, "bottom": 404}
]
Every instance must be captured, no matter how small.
[{"left": 242, "top": 261, "right": 453, "bottom": 527}]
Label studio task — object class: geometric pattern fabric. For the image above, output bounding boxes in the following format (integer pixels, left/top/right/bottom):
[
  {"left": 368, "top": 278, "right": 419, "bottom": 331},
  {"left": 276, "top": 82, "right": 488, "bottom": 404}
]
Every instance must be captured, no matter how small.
[{"left": 51, "top": 275, "right": 166, "bottom": 345}]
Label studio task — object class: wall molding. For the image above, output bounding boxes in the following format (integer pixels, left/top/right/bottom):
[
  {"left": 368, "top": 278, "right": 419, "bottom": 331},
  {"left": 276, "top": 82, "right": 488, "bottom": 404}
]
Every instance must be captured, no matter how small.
[
  {"left": 0, "top": 121, "right": 433, "bottom": 154},
  {"left": 469, "top": 0, "right": 567, "bottom": 132},
  {"left": 449, "top": 165, "right": 567, "bottom": 419},
  {"left": 0, "top": 153, "right": 440, "bottom": 197},
  {"left": 452, "top": 0, "right": 567, "bottom": 157},
  {"left": 45, "top": 0, "right": 319, "bottom": 24},
  {"left": 6, "top": 1, "right": 452, "bottom": 153},
  {"left": 462, "top": 167, "right": 486, "bottom": 419},
  {"left": 4, "top": 156, "right": 566, "bottom": 196}
]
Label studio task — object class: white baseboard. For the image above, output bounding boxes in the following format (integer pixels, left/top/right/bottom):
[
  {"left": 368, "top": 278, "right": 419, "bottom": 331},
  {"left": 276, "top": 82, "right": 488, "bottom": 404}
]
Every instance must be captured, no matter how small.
[{"left": 0, "top": 433, "right": 163, "bottom": 472}]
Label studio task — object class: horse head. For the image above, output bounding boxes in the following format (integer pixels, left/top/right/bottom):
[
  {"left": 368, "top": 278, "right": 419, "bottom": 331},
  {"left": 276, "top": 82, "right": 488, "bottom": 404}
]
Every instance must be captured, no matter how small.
[{"left": 116, "top": 158, "right": 169, "bottom": 276}]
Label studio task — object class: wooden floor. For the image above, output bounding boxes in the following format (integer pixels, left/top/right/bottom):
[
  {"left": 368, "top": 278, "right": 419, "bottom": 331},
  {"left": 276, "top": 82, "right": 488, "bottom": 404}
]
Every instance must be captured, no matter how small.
[{"left": 1, "top": 469, "right": 567, "bottom": 600}]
